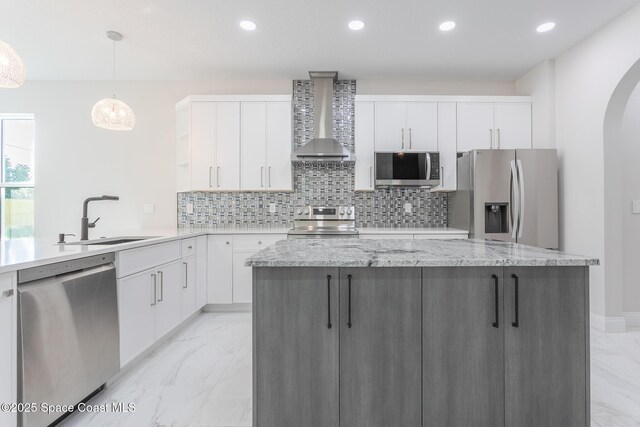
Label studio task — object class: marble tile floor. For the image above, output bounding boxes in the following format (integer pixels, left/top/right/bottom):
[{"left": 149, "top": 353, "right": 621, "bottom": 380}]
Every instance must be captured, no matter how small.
[{"left": 59, "top": 312, "right": 640, "bottom": 427}]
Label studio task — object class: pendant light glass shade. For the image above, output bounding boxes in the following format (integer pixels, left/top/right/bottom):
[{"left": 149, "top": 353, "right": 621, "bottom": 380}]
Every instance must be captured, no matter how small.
[
  {"left": 92, "top": 31, "right": 136, "bottom": 130},
  {"left": 91, "top": 97, "right": 136, "bottom": 130},
  {"left": 0, "top": 40, "right": 25, "bottom": 88}
]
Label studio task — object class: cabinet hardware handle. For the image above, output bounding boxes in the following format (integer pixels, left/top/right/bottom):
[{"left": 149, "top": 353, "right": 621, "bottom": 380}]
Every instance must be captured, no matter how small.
[
  {"left": 497, "top": 128, "right": 501, "bottom": 149},
  {"left": 401, "top": 129, "right": 404, "bottom": 149},
  {"left": 511, "top": 274, "right": 519, "bottom": 327},
  {"left": 258, "top": 241, "right": 262, "bottom": 245},
  {"left": 261, "top": 166, "right": 264, "bottom": 188},
  {"left": 209, "top": 167, "right": 213, "bottom": 188},
  {"left": 217, "top": 167, "right": 221, "bottom": 187},
  {"left": 369, "top": 166, "right": 373, "bottom": 187},
  {"left": 440, "top": 166, "right": 444, "bottom": 188},
  {"left": 183, "top": 262, "right": 188, "bottom": 289},
  {"left": 347, "top": 274, "right": 353, "bottom": 328},
  {"left": 409, "top": 128, "right": 412, "bottom": 149},
  {"left": 327, "top": 275, "right": 332, "bottom": 329},
  {"left": 158, "top": 271, "right": 164, "bottom": 302},
  {"left": 490, "top": 129, "right": 494, "bottom": 149},
  {"left": 268, "top": 167, "right": 272, "bottom": 188},
  {"left": 188, "top": 245, "right": 193, "bottom": 249},
  {"left": 151, "top": 273, "right": 157, "bottom": 306},
  {"left": 2, "top": 289, "right": 13, "bottom": 298},
  {"left": 226, "top": 241, "right": 230, "bottom": 245},
  {"left": 492, "top": 274, "right": 499, "bottom": 328}
]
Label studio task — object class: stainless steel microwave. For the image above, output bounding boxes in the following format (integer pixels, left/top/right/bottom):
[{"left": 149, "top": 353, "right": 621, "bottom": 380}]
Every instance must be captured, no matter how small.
[{"left": 374, "top": 152, "right": 440, "bottom": 187}]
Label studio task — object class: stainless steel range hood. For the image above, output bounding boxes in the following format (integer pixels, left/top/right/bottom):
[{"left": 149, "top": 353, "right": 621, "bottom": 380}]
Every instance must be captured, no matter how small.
[{"left": 291, "top": 71, "right": 355, "bottom": 162}]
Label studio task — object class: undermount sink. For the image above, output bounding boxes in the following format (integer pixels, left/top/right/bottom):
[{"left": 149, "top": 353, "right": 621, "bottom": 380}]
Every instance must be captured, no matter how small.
[{"left": 63, "top": 236, "right": 159, "bottom": 246}]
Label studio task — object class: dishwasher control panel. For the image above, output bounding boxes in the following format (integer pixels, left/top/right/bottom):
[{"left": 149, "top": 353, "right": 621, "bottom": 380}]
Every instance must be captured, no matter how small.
[{"left": 18, "top": 252, "right": 115, "bottom": 284}]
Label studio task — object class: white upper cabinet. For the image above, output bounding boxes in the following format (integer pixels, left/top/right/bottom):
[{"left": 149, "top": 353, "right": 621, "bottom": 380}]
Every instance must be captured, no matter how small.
[
  {"left": 457, "top": 102, "right": 532, "bottom": 152},
  {"left": 431, "top": 103, "right": 457, "bottom": 192},
  {"left": 265, "top": 102, "right": 293, "bottom": 191},
  {"left": 374, "top": 102, "right": 437, "bottom": 152},
  {"left": 177, "top": 96, "right": 291, "bottom": 192},
  {"left": 493, "top": 103, "right": 532, "bottom": 149},
  {"left": 355, "top": 101, "right": 375, "bottom": 191},
  {"left": 404, "top": 102, "right": 438, "bottom": 151}
]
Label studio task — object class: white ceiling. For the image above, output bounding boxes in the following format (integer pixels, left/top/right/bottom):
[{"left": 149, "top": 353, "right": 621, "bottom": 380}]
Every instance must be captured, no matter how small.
[{"left": 2, "top": 0, "right": 639, "bottom": 81}]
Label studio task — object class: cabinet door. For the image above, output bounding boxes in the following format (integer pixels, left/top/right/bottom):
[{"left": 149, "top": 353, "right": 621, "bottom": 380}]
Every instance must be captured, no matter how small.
[
  {"left": 241, "top": 102, "right": 267, "bottom": 191},
  {"left": 433, "top": 102, "right": 457, "bottom": 191},
  {"left": 375, "top": 102, "right": 405, "bottom": 151},
  {"left": 232, "top": 249, "right": 255, "bottom": 303},
  {"left": 423, "top": 267, "right": 505, "bottom": 427},
  {"left": 340, "top": 268, "right": 422, "bottom": 427},
  {"left": 254, "top": 267, "right": 339, "bottom": 427},
  {"left": 118, "top": 269, "right": 156, "bottom": 366},
  {"left": 207, "top": 235, "right": 233, "bottom": 303},
  {"left": 494, "top": 103, "right": 532, "bottom": 149},
  {"left": 266, "top": 102, "right": 293, "bottom": 191},
  {"left": 405, "top": 102, "right": 438, "bottom": 151},
  {"left": 0, "top": 274, "right": 15, "bottom": 427},
  {"left": 155, "top": 260, "right": 184, "bottom": 339},
  {"left": 190, "top": 102, "right": 215, "bottom": 190},
  {"left": 215, "top": 102, "right": 241, "bottom": 190},
  {"left": 504, "top": 267, "right": 588, "bottom": 427},
  {"left": 195, "top": 235, "right": 208, "bottom": 309},
  {"left": 180, "top": 256, "right": 197, "bottom": 320},
  {"left": 354, "top": 101, "right": 375, "bottom": 191},
  {"left": 457, "top": 103, "right": 494, "bottom": 152}
]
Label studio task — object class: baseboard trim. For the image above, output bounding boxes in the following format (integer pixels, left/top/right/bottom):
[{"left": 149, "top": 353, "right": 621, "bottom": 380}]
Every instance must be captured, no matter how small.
[
  {"left": 623, "top": 312, "right": 640, "bottom": 328},
  {"left": 204, "top": 303, "right": 252, "bottom": 313},
  {"left": 590, "top": 313, "right": 627, "bottom": 333}
]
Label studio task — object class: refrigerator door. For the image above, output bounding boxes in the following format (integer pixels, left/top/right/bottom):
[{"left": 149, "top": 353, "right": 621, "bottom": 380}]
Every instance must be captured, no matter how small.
[
  {"left": 472, "top": 149, "right": 517, "bottom": 243},
  {"left": 514, "top": 149, "right": 558, "bottom": 249}
]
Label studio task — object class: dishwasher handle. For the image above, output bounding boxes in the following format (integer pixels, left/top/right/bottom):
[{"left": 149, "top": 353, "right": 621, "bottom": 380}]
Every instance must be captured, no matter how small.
[{"left": 17, "top": 263, "right": 116, "bottom": 292}]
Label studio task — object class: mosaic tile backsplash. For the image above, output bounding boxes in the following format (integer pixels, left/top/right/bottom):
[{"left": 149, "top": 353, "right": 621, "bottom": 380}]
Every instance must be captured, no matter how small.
[{"left": 177, "top": 79, "right": 448, "bottom": 228}]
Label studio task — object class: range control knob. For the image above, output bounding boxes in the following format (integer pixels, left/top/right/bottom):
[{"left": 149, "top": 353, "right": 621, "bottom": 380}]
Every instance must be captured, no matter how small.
[
  {"left": 347, "top": 208, "right": 354, "bottom": 215},
  {"left": 296, "top": 208, "right": 303, "bottom": 215},
  {"left": 339, "top": 208, "right": 345, "bottom": 215},
  {"left": 303, "top": 208, "right": 309, "bottom": 215}
]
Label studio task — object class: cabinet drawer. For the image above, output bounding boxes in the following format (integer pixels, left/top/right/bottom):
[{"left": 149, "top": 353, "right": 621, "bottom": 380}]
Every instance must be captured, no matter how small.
[
  {"left": 181, "top": 238, "right": 197, "bottom": 257},
  {"left": 232, "top": 234, "right": 286, "bottom": 251},
  {"left": 117, "top": 241, "right": 182, "bottom": 278}
]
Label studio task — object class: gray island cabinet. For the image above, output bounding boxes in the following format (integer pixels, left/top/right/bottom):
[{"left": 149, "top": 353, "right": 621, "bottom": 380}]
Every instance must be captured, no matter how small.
[{"left": 247, "top": 239, "right": 599, "bottom": 427}]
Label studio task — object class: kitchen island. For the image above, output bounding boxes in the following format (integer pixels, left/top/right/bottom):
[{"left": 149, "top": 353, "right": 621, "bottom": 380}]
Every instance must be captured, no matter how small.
[{"left": 246, "top": 239, "right": 599, "bottom": 427}]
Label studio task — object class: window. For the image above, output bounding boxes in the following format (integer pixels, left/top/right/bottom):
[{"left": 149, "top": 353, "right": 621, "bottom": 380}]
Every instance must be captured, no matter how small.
[{"left": 0, "top": 115, "right": 34, "bottom": 239}]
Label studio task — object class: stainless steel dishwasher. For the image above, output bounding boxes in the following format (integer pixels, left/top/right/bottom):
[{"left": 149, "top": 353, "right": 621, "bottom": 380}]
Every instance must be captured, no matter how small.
[{"left": 17, "top": 253, "right": 120, "bottom": 427}]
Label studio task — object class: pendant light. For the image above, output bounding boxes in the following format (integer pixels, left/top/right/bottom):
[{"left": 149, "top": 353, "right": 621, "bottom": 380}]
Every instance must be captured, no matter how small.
[
  {"left": 0, "top": 39, "right": 25, "bottom": 88},
  {"left": 92, "top": 31, "right": 136, "bottom": 131}
]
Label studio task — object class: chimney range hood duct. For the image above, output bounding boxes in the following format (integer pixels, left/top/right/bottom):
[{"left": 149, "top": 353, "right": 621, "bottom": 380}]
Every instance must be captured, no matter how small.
[{"left": 291, "top": 71, "right": 355, "bottom": 162}]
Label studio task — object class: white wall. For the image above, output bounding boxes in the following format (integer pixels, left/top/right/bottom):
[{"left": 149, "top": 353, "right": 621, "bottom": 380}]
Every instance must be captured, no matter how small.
[
  {"left": 552, "top": 3, "right": 640, "bottom": 324},
  {"left": 0, "top": 80, "right": 291, "bottom": 240},
  {"left": 515, "top": 60, "right": 556, "bottom": 149},
  {"left": 621, "top": 81, "right": 640, "bottom": 314},
  {"left": 358, "top": 80, "right": 515, "bottom": 95}
]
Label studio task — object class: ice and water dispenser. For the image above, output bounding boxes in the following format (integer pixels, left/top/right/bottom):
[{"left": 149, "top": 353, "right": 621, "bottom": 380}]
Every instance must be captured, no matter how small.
[{"left": 485, "top": 203, "right": 509, "bottom": 234}]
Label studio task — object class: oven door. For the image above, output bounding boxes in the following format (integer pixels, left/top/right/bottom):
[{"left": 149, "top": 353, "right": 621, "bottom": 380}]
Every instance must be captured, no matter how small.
[{"left": 375, "top": 152, "right": 440, "bottom": 187}]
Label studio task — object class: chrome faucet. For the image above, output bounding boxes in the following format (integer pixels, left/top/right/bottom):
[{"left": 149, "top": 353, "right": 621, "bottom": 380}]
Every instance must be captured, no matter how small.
[{"left": 81, "top": 195, "right": 119, "bottom": 240}]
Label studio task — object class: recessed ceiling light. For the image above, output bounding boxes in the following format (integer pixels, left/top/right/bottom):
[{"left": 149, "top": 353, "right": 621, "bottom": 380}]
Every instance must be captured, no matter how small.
[
  {"left": 348, "top": 20, "right": 365, "bottom": 31},
  {"left": 536, "top": 22, "right": 556, "bottom": 33},
  {"left": 240, "top": 20, "right": 257, "bottom": 31},
  {"left": 439, "top": 21, "right": 456, "bottom": 32}
]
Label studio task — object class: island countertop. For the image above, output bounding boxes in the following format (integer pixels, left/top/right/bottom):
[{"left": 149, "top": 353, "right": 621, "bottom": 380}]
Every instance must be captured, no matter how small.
[{"left": 245, "top": 238, "right": 599, "bottom": 267}]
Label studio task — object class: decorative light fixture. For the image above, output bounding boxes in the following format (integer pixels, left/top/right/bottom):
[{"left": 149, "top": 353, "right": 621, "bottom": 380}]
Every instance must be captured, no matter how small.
[
  {"left": 439, "top": 21, "right": 456, "bottom": 32},
  {"left": 92, "top": 31, "right": 136, "bottom": 131},
  {"left": 0, "top": 39, "right": 25, "bottom": 88},
  {"left": 240, "top": 20, "right": 257, "bottom": 31},
  {"left": 536, "top": 22, "right": 556, "bottom": 33},
  {"left": 348, "top": 20, "right": 365, "bottom": 31}
]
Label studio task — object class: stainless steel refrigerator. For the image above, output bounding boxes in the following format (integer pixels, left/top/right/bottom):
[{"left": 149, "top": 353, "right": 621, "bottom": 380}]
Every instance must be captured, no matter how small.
[{"left": 449, "top": 149, "right": 558, "bottom": 249}]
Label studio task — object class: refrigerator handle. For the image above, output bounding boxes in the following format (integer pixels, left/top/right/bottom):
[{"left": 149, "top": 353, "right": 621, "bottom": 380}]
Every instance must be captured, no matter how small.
[
  {"left": 510, "top": 160, "right": 520, "bottom": 239},
  {"left": 517, "top": 159, "right": 525, "bottom": 239}
]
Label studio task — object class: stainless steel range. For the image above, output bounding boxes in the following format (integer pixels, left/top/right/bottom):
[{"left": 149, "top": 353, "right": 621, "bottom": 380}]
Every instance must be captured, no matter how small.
[{"left": 288, "top": 206, "right": 358, "bottom": 239}]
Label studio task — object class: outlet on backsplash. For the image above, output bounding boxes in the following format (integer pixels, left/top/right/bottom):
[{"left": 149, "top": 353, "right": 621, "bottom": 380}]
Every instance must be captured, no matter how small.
[
  {"left": 269, "top": 203, "right": 277, "bottom": 213},
  {"left": 404, "top": 203, "right": 412, "bottom": 214},
  {"left": 186, "top": 203, "right": 193, "bottom": 214}
]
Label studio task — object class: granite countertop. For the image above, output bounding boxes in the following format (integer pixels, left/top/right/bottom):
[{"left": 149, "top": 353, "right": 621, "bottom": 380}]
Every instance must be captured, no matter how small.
[
  {"left": 357, "top": 226, "right": 468, "bottom": 235},
  {"left": 245, "top": 238, "right": 600, "bottom": 268}
]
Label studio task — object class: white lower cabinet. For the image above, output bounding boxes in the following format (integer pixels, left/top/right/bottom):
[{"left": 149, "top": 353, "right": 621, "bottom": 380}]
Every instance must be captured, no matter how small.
[
  {"left": 0, "top": 273, "right": 16, "bottom": 427},
  {"left": 232, "top": 250, "right": 255, "bottom": 303},
  {"left": 195, "top": 236, "right": 208, "bottom": 309},
  {"left": 181, "top": 256, "right": 197, "bottom": 321},
  {"left": 118, "top": 260, "right": 184, "bottom": 367},
  {"left": 207, "top": 235, "right": 234, "bottom": 304}
]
